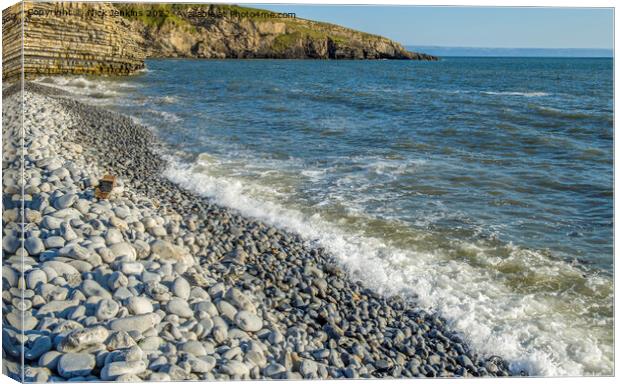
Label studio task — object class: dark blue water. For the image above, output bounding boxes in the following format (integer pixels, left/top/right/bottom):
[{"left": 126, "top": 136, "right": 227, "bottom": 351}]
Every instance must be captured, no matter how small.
[
  {"left": 131, "top": 58, "right": 613, "bottom": 269},
  {"left": 40, "top": 57, "right": 614, "bottom": 375}
]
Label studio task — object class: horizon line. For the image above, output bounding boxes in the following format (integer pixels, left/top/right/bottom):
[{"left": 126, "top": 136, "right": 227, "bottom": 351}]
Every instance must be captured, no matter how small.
[{"left": 405, "top": 45, "right": 612, "bottom": 50}]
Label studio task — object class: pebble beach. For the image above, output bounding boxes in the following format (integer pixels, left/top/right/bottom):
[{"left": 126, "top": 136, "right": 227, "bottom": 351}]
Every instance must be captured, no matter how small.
[{"left": 2, "top": 82, "right": 515, "bottom": 381}]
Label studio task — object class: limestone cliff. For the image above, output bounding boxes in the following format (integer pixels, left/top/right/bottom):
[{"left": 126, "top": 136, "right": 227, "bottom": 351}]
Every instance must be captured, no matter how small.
[
  {"left": 2, "top": 3, "right": 22, "bottom": 80},
  {"left": 118, "top": 4, "right": 437, "bottom": 60},
  {"left": 2, "top": 2, "right": 145, "bottom": 80},
  {"left": 2, "top": 2, "right": 436, "bottom": 80}
]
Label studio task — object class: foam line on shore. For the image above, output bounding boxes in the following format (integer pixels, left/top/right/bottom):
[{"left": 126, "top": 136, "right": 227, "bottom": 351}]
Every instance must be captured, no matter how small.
[{"left": 163, "top": 155, "right": 613, "bottom": 377}]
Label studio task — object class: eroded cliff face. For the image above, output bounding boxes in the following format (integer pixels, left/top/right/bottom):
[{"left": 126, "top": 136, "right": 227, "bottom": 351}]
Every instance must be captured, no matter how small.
[
  {"left": 2, "top": 2, "right": 145, "bottom": 80},
  {"left": 2, "top": 2, "right": 436, "bottom": 80},
  {"left": 125, "top": 4, "right": 436, "bottom": 60},
  {"left": 2, "top": 3, "right": 22, "bottom": 80}
]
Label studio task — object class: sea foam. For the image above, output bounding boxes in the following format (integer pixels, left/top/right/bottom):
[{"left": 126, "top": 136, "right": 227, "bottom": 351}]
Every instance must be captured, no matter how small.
[{"left": 164, "top": 156, "right": 613, "bottom": 377}]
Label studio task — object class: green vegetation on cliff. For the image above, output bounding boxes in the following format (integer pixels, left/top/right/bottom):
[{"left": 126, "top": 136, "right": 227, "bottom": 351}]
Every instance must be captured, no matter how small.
[
  {"left": 113, "top": 3, "right": 437, "bottom": 60},
  {"left": 114, "top": 3, "right": 194, "bottom": 30}
]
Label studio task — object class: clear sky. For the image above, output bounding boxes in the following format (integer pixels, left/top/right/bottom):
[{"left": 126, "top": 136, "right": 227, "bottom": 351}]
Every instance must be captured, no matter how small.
[{"left": 255, "top": 5, "right": 613, "bottom": 49}]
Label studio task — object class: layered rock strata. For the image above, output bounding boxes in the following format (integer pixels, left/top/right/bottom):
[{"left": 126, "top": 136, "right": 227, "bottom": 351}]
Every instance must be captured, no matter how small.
[{"left": 2, "top": 2, "right": 145, "bottom": 80}]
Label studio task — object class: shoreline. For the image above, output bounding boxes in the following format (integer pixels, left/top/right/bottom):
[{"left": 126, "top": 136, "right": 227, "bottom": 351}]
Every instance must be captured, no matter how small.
[{"left": 3, "top": 82, "right": 515, "bottom": 380}]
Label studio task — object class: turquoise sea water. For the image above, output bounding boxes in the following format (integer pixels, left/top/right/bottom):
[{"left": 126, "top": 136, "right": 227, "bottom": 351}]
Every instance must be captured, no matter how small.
[{"left": 38, "top": 57, "right": 613, "bottom": 376}]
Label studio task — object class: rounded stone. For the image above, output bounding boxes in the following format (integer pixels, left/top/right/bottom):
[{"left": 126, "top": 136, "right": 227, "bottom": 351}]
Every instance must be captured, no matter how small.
[
  {"left": 81, "top": 279, "right": 112, "bottom": 299},
  {"left": 3, "top": 234, "right": 20, "bottom": 253},
  {"left": 300, "top": 359, "right": 319, "bottom": 377},
  {"left": 180, "top": 341, "right": 207, "bottom": 357},
  {"left": 57, "top": 353, "right": 95, "bottom": 378},
  {"left": 101, "top": 360, "right": 147, "bottom": 381},
  {"left": 121, "top": 262, "right": 144, "bottom": 275},
  {"left": 105, "top": 228, "right": 124, "bottom": 245},
  {"left": 38, "top": 351, "right": 62, "bottom": 370},
  {"left": 221, "top": 360, "right": 250, "bottom": 377},
  {"left": 167, "top": 298, "right": 193, "bottom": 318},
  {"left": 60, "top": 223, "right": 78, "bottom": 241},
  {"left": 109, "top": 242, "right": 137, "bottom": 262},
  {"left": 25, "top": 236, "right": 45, "bottom": 255},
  {"left": 171, "top": 277, "right": 190, "bottom": 300},
  {"left": 127, "top": 296, "right": 153, "bottom": 315},
  {"left": 217, "top": 300, "right": 238, "bottom": 322},
  {"left": 26, "top": 269, "right": 48, "bottom": 290},
  {"left": 234, "top": 311, "right": 263, "bottom": 332},
  {"left": 41, "top": 216, "right": 62, "bottom": 230},
  {"left": 25, "top": 335, "right": 52, "bottom": 360},
  {"left": 109, "top": 313, "right": 161, "bottom": 334},
  {"left": 44, "top": 236, "right": 65, "bottom": 249},
  {"left": 54, "top": 193, "right": 77, "bottom": 210},
  {"left": 96, "top": 299, "right": 120, "bottom": 321},
  {"left": 264, "top": 363, "right": 286, "bottom": 378}
]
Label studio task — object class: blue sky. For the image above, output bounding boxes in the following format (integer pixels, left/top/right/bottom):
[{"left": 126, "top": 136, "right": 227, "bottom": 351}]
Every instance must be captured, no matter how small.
[{"left": 255, "top": 5, "right": 613, "bottom": 49}]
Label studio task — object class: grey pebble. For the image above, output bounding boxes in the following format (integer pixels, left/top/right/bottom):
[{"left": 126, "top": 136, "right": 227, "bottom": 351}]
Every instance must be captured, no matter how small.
[
  {"left": 234, "top": 310, "right": 263, "bottom": 332},
  {"left": 101, "top": 360, "right": 147, "bottom": 381},
  {"left": 96, "top": 299, "right": 120, "bottom": 321},
  {"left": 127, "top": 296, "right": 153, "bottom": 315},
  {"left": 167, "top": 298, "right": 193, "bottom": 318},
  {"left": 57, "top": 353, "right": 95, "bottom": 378}
]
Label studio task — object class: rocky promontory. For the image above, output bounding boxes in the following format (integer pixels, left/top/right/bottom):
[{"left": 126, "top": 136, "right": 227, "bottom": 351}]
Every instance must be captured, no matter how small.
[
  {"left": 119, "top": 3, "right": 437, "bottom": 60},
  {"left": 2, "top": 2, "right": 437, "bottom": 79}
]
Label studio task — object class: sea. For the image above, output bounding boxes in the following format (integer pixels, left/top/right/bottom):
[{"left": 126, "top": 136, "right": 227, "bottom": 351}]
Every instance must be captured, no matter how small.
[{"left": 36, "top": 57, "right": 614, "bottom": 376}]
